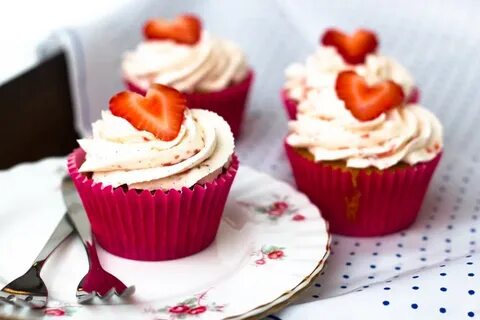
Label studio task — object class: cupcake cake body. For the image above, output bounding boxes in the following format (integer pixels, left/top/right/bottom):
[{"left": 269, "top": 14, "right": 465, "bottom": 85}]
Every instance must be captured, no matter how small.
[
  {"left": 68, "top": 85, "right": 238, "bottom": 260},
  {"left": 282, "top": 29, "right": 418, "bottom": 119},
  {"left": 123, "top": 15, "right": 253, "bottom": 137},
  {"left": 286, "top": 67, "right": 443, "bottom": 236}
]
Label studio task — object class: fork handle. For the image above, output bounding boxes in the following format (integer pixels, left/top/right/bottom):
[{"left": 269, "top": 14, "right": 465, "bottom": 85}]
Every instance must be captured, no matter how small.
[{"left": 33, "top": 214, "right": 73, "bottom": 268}]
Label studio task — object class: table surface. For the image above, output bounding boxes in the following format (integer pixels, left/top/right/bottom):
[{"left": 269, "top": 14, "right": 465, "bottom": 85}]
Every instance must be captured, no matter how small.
[{"left": 2, "top": 0, "right": 480, "bottom": 319}]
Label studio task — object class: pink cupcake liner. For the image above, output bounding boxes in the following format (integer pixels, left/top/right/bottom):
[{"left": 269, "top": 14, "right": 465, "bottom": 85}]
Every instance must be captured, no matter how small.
[
  {"left": 126, "top": 71, "right": 254, "bottom": 138},
  {"left": 281, "top": 89, "right": 299, "bottom": 120},
  {"left": 67, "top": 148, "right": 239, "bottom": 261},
  {"left": 285, "top": 142, "right": 441, "bottom": 237},
  {"left": 281, "top": 86, "right": 420, "bottom": 121}
]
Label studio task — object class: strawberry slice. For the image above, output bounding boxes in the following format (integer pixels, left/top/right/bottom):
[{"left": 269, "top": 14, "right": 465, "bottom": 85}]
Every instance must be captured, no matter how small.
[
  {"left": 143, "top": 14, "right": 202, "bottom": 45},
  {"left": 321, "top": 28, "right": 378, "bottom": 64},
  {"left": 335, "top": 71, "right": 404, "bottom": 121},
  {"left": 109, "top": 84, "right": 186, "bottom": 141}
]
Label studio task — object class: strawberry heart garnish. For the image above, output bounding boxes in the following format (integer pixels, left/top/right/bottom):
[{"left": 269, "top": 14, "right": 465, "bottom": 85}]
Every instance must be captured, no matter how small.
[
  {"left": 143, "top": 14, "right": 202, "bottom": 45},
  {"left": 109, "top": 84, "right": 186, "bottom": 141},
  {"left": 335, "top": 71, "right": 405, "bottom": 121},
  {"left": 321, "top": 28, "right": 378, "bottom": 64}
]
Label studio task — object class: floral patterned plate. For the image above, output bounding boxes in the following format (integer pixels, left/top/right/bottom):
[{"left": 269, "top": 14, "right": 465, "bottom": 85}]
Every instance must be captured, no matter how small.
[{"left": 0, "top": 158, "right": 330, "bottom": 320}]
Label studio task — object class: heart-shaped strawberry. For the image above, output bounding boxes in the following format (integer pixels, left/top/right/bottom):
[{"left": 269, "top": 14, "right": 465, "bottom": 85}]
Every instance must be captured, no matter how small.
[
  {"left": 335, "top": 71, "right": 404, "bottom": 121},
  {"left": 321, "top": 28, "right": 378, "bottom": 64},
  {"left": 143, "top": 14, "right": 202, "bottom": 45},
  {"left": 110, "top": 84, "right": 186, "bottom": 141}
]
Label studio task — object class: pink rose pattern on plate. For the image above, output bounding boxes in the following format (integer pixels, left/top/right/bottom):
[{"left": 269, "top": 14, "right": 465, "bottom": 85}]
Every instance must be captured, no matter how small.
[
  {"left": 144, "top": 291, "right": 224, "bottom": 319},
  {"left": 43, "top": 305, "right": 78, "bottom": 317},
  {"left": 252, "top": 245, "right": 286, "bottom": 266},
  {"left": 238, "top": 195, "right": 306, "bottom": 221}
]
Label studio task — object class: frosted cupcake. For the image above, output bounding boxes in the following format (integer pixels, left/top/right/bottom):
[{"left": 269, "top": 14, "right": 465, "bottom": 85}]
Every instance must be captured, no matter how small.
[
  {"left": 67, "top": 84, "right": 238, "bottom": 260},
  {"left": 285, "top": 70, "right": 442, "bottom": 236},
  {"left": 282, "top": 28, "right": 418, "bottom": 119},
  {"left": 122, "top": 14, "right": 253, "bottom": 137}
]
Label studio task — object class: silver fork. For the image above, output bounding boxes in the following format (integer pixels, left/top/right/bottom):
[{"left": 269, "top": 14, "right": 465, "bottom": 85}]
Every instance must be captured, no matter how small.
[
  {"left": 61, "top": 176, "right": 135, "bottom": 303},
  {"left": 0, "top": 215, "right": 73, "bottom": 308}
]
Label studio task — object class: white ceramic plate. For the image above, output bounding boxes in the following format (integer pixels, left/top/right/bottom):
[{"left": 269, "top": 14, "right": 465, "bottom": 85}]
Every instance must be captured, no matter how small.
[{"left": 0, "top": 158, "right": 330, "bottom": 320}]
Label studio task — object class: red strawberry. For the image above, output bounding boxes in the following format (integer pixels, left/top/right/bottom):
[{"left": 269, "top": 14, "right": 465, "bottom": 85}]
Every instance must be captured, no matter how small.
[
  {"left": 335, "top": 71, "right": 404, "bottom": 121},
  {"left": 321, "top": 28, "right": 378, "bottom": 64},
  {"left": 143, "top": 14, "right": 202, "bottom": 45},
  {"left": 109, "top": 84, "right": 186, "bottom": 141}
]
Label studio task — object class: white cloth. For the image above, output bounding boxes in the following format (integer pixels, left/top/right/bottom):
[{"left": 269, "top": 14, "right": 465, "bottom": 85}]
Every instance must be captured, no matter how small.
[{"left": 37, "top": 0, "right": 480, "bottom": 319}]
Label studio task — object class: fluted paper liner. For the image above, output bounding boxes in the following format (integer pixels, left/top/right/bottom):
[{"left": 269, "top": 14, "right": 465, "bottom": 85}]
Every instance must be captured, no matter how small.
[
  {"left": 126, "top": 71, "right": 254, "bottom": 138},
  {"left": 285, "top": 142, "right": 441, "bottom": 236},
  {"left": 281, "top": 87, "right": 420, "bottom": 120},
  {"left": 67, "top": 148, "right": 239, "bottom": 261}
]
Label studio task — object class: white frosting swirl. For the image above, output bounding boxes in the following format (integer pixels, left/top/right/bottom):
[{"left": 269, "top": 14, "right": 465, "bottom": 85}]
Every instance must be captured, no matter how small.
[
  {"left": 284, "top": 46, "right": 415, "bottom": 102},
  {"left": 287, "top": 89, "right": 443, "bottom": 169},
  {"left": 123, "top": 31, "right": 248, "bottom": 93},
  {"left": 78, "top": 109, "right": 235, "bottom": 190}
]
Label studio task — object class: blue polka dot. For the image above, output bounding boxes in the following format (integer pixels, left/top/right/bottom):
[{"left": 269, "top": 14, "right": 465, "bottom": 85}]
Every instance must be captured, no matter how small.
[
  {"left": 426, "top": 224, "right": 431, "bottom": 229},
  {"left": 468, "top": 312, "right": 474, "bottom": 317},
  {"left": 422, "top": 236, "right": 428, "bottom": 241},
  {"left": 471, "top": 241, "right": 476, "bottom": 245},
  {"left": 467, "top": 262, "right": 473, "bottom": 265},
  {"left": 467, "top": 255, "right": 472, "bottom": 258},
  {"left": 398, "top": 243, "right": 403, "bottom": 248},
  {"left": 468, "top": 273, "right": 474, "bottom": 277},
  {"left": 420, "top": 247, "right": 426, "bottom": 252},
  {"left": 440, "top": 273, "right": 447, "bottom": 276},
  {"left": 384, "top": 287, "right": 391, "bottom": 290},
  {"left": 383, "top": 301, "right": 389, "bottom": 306},
  {"left": 412, "top": 286, "right": 419, "bottom": 290},
  {"left": 363, "top": 285, "right": 369, "bottom": 288},
  {"left": 350, "top": 252, "right": 355, "bottom": 256},
  {"left": 368, "top": 276, "right": 375, "bottom": 279},
  {"left": 445, "top": 238, "right": 451, "bottom": 243},
  {"left": 471, "top": 228, "right": 476, "bottom": 233},
  {"left": 312, "top": 294, "right": 319, "bottom": 298},
  {"left": 376, "top": 242, "right": 382, "bottom": 246},
  {"left": 412, "top": 275, "right": 419, "bottom": 279},
  {"left": 396, "top": 253, "right": 402, "bottom": 257},
  {"left": 440, "top": 307, "right": 446, "bottom": 313},
  {"left": 440, "top": 264, "right": 446, "bottom": 267},
  {"left": 421, "top": 257, "right": 427, "bottom": 261},
  {"left": 440, "top": 287, "right": 447, "bottom": 292},
  {"left": 411, "top": 303, "right": 418, "bottom": 309},
  {"left": 372, "top": 252, "right": 378, "bottom": 256},
  {"left": 395, "top": 266, "right": 401, "bottom": 270},
  {"left": 386, "top": 280, "right": 392, "bottom": 283},
  {"left": 370, "top": 265, "right": 376, "bottom": 269},
  {"left": 333, "top": 240, "right": 339, "bottom": 245},
  {"left": 468, "top": 290, "right": 475, "bottom": 295},
  {"left": 445, "top": 249, "right": 451, "bottom": 253},
  {"left": 340, "top": 285, "right": 347, "bottom": 289},
  {"left": 346, "top": 262, "right": 352, "bottom": 266},
  {"left": 315, "top": 283, "right": 321, "bottom": 287},
  {"left": 354, "top": 242, "right": 360, "bottom": 247},
  {"left": 447, "top": 225, "right": 453, "bottom": 230},
  {"left": 343, "top": 275, "right": 349, "bottom": 279}
]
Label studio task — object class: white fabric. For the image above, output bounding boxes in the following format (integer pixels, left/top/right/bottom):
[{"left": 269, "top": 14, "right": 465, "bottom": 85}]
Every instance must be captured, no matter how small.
[{"left": 36, "top": 0, "right": 480, "bottom": 319}]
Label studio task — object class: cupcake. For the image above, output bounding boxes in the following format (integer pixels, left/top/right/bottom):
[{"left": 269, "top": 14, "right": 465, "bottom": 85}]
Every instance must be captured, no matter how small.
[
  {"left": 285, "top": 70, "right": 442, "bottom": 236},
  {"left": 122, "top": 14, "right": 253, "bottom": 137},
  {"left": 67, "top": 84, "right": 238, "bottom": 260},
  {"left": 282, "top": 28, "right": 419, "bottom": 119}
]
